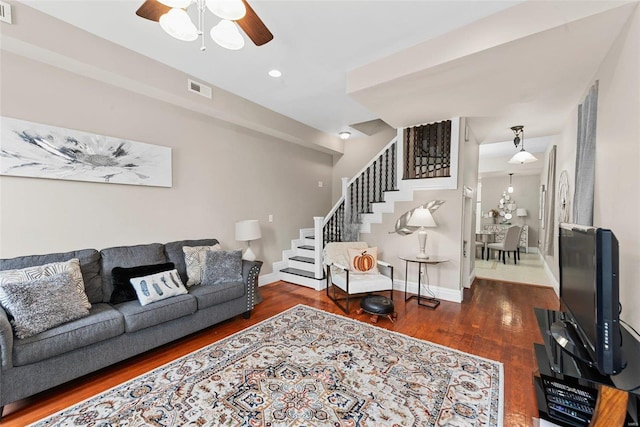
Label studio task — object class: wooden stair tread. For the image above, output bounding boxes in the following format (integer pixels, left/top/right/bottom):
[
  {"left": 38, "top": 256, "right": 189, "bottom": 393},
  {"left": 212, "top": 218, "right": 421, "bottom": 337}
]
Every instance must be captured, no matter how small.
[{"left": 298, "top": 245, "right": 314, "bottom": 250}]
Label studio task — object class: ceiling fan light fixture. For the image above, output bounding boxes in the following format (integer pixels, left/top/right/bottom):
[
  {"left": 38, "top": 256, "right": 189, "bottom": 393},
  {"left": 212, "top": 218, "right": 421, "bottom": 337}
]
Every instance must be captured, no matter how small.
[
  {"left": 509, "top": 149, "right": 538, "bottom": 164},
  {"left": 210, "top": 19, "right": 245, "bottom": 50},
  {"left": 158, "top": 0, "right": 192, "bottom": 8},
  {"left": 206, "top": 0, "right": 246, "bottom": 20},
  {"left": 159, "top": 8, "right": 198, "bottom": 41}
]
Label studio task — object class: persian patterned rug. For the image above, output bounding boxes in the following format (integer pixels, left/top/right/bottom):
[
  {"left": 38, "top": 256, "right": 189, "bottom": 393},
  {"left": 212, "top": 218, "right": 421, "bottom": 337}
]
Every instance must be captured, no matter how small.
[{"left": 32, "top": 305, "right": 503, "bottom": 426}]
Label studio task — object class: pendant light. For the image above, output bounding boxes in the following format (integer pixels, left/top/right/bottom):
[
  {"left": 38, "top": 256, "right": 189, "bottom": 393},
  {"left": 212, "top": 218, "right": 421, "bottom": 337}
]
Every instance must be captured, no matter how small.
[{"left": 508, "top": 125, "right": 537, "bottom": 164}]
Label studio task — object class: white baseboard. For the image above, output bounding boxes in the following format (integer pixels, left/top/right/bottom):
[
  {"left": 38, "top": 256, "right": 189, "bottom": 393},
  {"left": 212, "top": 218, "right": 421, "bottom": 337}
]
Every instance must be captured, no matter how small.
[
  {"left": 541, "top": 256, "right": 560, "bottom": 296},
  {"left": 258, "top": 273, "right": 279, "bottom": 287},
  {"left": 393, "top": 279, "right": 463, "bottom": 303}
]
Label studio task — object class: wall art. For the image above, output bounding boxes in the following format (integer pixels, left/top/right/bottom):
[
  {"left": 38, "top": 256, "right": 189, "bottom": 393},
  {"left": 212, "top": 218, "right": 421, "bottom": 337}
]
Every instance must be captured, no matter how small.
[{"left": 0, "top": 116, "right": 172, "bottom": 187}]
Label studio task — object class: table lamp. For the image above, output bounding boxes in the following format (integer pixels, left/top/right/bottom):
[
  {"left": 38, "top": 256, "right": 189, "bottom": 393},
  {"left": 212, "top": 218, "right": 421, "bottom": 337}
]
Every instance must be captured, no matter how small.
[
  {"left": 235, "top": 219, "right": 261, "bottom": 261},
  {"left": 516, "top": 208, "right": 528, "bottom": 223},
  {"left": 407, "top": 208, "right": 437, "bottom": 259}
]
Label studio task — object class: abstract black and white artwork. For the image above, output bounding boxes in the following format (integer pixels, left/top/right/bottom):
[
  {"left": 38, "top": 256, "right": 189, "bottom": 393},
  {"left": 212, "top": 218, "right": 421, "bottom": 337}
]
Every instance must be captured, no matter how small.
[{"left": 0, "top": 116, "right": 172, "bottom": 187}]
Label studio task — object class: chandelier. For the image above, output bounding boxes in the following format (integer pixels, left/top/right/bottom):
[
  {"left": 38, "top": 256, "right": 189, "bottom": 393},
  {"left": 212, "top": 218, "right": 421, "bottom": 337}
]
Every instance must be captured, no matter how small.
[
  {"left": 158, "top": 0, "right": 246, "bottom": 50},
  {"left": 508, "top": 125, "right": 537, "bottom": 164}
]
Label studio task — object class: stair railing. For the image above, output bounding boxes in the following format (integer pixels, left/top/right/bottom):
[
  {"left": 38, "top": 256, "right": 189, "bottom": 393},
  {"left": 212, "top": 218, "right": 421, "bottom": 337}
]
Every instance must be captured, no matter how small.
[{"left": 313, "top": 137, "right": 398, "bottom": 278}]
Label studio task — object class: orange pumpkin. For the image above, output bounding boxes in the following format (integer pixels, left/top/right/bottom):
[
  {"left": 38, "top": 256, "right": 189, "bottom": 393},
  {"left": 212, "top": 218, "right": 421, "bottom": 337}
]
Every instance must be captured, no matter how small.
[{"left": 354, "top": 251, "right": 375, "bottom": 272}]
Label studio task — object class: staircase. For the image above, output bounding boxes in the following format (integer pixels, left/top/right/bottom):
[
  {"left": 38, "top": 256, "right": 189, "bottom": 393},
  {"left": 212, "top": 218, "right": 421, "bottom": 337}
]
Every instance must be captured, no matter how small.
[{"left": 273, "top": 119, "right": 457, "bottom": 290}]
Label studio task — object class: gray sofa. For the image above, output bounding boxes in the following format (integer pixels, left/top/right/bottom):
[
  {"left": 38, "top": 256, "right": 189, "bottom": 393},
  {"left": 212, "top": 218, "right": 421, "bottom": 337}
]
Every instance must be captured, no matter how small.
[{"left": 0, "top": 238, "right": 262, "bottom": 416}]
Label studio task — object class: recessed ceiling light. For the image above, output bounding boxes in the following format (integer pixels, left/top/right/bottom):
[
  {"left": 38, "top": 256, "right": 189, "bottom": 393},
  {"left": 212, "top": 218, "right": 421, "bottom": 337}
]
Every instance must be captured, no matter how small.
[
  {"left": 339, "top": 131, "right": 351, "bottom": 140},
  {"left": 268, "top": 69, "right": 282, "bottom": 78}
]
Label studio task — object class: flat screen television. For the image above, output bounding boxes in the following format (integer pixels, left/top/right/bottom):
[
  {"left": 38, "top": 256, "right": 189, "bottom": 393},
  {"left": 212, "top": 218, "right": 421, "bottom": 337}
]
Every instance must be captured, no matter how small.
[{"left": 554, "top": 223, "right": 625, "bottom": 375}]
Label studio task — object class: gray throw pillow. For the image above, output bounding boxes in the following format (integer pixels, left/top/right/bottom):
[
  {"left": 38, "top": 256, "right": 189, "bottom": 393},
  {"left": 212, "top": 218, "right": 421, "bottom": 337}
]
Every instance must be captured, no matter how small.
[
  {"left": 202, "top": 250, "right": 243, "bottom": 285},
  {"left": 0, "top": 272, "right": 90, "bottom": 339}
]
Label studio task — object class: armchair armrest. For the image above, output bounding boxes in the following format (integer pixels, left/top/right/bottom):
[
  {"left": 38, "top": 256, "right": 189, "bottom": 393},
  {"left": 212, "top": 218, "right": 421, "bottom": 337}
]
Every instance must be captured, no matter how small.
[
  {"left": 331, "top": 262, "right": 349, "bottom": 272},
  {"left": 377, "top": 260, "right": 392, "bottom": 268}
]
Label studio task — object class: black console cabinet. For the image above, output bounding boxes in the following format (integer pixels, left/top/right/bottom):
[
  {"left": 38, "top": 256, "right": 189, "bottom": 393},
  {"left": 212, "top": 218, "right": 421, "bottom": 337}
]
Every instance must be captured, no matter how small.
[{"left": 533, "top": 308, "right": 640, "bottom": 427}]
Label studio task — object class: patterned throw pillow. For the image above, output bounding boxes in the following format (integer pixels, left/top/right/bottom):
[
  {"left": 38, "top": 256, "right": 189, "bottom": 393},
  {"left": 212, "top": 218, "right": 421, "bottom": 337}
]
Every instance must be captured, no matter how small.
[
  {"left": 0, "top": 272, "right": 90, "bottom": 339},
  {"left": 129, "top": 269, "right": 188, "bottom": 306},
  {"left": 0, "top": 258, "right": 91, "bottom": 309},
  {"left": 347, "top": 247, "right": 379, "bottom": 274},
  {"left": 202, "top": 250, "right": 243, "bottom": 285},
  {"left": 183, "top": 244, "right": 221, "bottom": 287},
  {"left": 110, "top": 262, "right": 175, "bottom": 304}
]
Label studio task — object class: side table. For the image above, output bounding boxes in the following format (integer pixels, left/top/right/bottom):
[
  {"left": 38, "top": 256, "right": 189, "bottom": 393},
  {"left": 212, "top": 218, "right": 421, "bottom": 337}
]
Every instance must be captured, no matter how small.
[{"left": 399, "top": 255, "right": 448, "bottom": 309}]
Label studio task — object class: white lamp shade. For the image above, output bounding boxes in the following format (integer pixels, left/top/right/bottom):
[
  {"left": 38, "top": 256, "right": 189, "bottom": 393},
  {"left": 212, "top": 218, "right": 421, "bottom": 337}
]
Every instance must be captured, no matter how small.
[
  {"left": 235, "top": 220, "right": 261, "bottom": 241},
  {"left": 516, "top": 208, "right": 528, "bottom": 217},
  {"left": 508, "top": 149, "right": 538, "bottom": 164},
  {"left": 210, "top": 19, "right": 245, "bottom": 50},
  {"left": 407, "top": 208, "right": 437, "bottom": 228},
  {"left": 159, "top": 9, "right": 198, "bottom": 41},
  {"left": 206, "top": 0, "right": 246, "bottom": 20}
]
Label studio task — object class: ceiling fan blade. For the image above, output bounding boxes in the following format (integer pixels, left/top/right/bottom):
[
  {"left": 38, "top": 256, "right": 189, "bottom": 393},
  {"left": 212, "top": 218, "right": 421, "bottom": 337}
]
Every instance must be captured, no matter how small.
[
  {"left": 236, "top": 0, "right": 273, "bottom": 46},
  {"left": 136, "top": 0, "right": 171, "bottom": 22}
]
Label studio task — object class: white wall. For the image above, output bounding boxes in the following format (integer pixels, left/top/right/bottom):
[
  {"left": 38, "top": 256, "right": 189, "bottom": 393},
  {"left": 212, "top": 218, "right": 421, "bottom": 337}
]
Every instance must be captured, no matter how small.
[
  {"left": 541, "top": 4, "right": 640, "bottom": 331},
  {"left": 0, "top": 33, "right": 333, "bottom": 276}
]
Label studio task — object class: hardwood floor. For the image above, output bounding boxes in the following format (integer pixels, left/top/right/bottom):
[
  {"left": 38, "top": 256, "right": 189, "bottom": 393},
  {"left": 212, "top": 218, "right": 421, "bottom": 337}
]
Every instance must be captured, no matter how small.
[{"left": 1, "top": 279, "right": 559, "bottom": 426}]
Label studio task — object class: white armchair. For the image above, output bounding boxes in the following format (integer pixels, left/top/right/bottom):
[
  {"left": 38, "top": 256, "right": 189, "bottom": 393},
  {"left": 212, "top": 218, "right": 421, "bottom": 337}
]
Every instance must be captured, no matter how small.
[{"left": 323, "top": 242, "right": 394, "bottom": 313}]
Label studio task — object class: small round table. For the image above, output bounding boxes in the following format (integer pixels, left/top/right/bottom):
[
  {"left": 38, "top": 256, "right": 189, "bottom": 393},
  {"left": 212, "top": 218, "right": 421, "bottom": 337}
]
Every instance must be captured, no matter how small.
[
  {"left": 399, "top": 255, "right": 448, "bottom": 309},
  {"left": 357, "top": 295, "right": 397, "bottom": 324}
]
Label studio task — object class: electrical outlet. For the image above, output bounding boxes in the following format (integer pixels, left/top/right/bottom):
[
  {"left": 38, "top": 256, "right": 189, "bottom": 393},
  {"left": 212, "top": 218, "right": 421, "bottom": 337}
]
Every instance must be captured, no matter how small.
[
  {"left": 318, "top": 181, "right": 323, "bottom": 188},
  {"left": 268, "top": 214, "right": 273, "bottom": 223}
]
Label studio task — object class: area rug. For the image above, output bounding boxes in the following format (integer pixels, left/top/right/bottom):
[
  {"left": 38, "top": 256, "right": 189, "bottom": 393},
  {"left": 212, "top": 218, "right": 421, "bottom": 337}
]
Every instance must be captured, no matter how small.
[{"left": 31, "top": 304, "right": 503, "bottom": 427}]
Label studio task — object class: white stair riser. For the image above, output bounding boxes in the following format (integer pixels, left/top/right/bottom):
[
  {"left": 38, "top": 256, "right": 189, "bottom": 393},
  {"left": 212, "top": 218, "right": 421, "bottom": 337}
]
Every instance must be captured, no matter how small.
[
  {"left": 288, "top": 259, "right": 315, "bottom": 271},
  {"left": 296, "top": 248, "right": 315, "bottom": 258},
  {"left": 279, "top": 272, "right": 326, "bottom": 290}
]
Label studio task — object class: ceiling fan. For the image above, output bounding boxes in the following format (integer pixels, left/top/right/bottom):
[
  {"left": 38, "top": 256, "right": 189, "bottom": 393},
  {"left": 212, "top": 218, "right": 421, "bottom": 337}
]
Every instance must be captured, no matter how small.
[{"left": 136, "top": 0, "right": 273, "bottom": 50}]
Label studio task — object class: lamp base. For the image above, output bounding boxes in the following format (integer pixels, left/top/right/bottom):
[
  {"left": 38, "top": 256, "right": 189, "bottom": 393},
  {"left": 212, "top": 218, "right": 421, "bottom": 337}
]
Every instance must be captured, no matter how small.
[
  {"left": 243, "top": 245, "right": 256, "bottom": 261},
  {"left": 415, "top": 229, "right": 429, "bottom": 260}
]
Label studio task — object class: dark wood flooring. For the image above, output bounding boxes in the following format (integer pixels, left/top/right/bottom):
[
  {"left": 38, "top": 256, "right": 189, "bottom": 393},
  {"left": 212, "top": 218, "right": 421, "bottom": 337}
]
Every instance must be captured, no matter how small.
[{"left": 1, "top": 279, "right": 559, "bottom": 426}]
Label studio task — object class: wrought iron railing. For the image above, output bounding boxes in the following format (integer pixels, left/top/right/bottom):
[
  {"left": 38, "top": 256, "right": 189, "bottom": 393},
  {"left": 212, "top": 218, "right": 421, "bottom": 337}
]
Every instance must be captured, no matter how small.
[
  {"left": 403, "top": 119, "right": 452, "bottom": 180},
  {"left": 321, "top": 139, "right": 397, "bottom": 246}
]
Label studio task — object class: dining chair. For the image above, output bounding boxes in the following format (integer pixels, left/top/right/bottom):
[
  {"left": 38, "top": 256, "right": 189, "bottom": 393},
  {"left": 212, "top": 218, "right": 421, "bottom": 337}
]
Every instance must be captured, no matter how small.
[{"left": 486, "top": 225, "right": 522, "bottom": 264}]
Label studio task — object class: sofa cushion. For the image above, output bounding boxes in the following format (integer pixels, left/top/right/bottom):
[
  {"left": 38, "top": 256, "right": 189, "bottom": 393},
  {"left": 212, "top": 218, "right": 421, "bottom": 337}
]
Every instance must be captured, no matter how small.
[
  {"left": 202, "top": 250, "right": 243, "bottom": 285},
  {"left": 0, "top": 249, "right": 102, "bottom": 304},
  {"left": 100, "top": 243, "right": 166, "bottom": 303},
  {"left": 110, "top": 262, "right": 175, "bottom": 304},
  {"left": 0, "top": 272, "right": 90, "bottom": 339},
  {"left": 0, "top": 258, "right": 91, "bottom": 310},
  {"left": 114, "top": 294, "right": 197, "bottom": 333},
  {"left": 12, "top": 303, "right": 124, "bottom": 366},
  {"left": 164, "top": 239, "right": 219, "bottom": 284},
  {"left": 130, "top": 269, "right": 188, "bottom": 306},
  {"left": 182, "top": 245, "right": 222, "bottom": 287},
  {"left": 188, "top": 282, "right": 245, "bottom": 310}
]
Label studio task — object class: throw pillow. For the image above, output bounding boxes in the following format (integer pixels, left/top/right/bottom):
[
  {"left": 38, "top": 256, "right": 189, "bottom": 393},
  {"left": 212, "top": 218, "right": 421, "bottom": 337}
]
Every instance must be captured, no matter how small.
[
  {"left": 202, "top": 250, "right": 243, "bottom": 285},
  {"left": 183, "top": 244, "right": 222, "bottom": 287},
  {"left": 129, "top": 269, "right": 188, "bottom": 306},
  {"left": 0, "top": 272, "right": 90, "bottom": 339},
  {"left": 0, "top": 258, "right": 91, "bottom": 309},
  {"left": 110, "top": 262, "right": 175, "bottom": 304},
  {"left": 347, "top": 247, "right": 379, "bottom": 274}
]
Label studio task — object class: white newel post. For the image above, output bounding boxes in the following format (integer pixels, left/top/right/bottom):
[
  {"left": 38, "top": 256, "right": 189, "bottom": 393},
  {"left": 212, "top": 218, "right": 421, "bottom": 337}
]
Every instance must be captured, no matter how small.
[
  {"left": 341, "top": 177, "right": 349, "bottom": 199},
  {"left": 313, "top": 216, "right": 324, "bottom": 279}
]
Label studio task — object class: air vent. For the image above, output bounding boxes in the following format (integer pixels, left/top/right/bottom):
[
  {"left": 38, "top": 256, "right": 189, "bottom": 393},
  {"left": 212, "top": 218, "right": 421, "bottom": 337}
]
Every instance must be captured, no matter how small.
[
  {"left": 0, "top": 1, "right": 13, "bottom": 24},
  {"left": 187, "top": 79, "right": 212, "bottom": 99}
]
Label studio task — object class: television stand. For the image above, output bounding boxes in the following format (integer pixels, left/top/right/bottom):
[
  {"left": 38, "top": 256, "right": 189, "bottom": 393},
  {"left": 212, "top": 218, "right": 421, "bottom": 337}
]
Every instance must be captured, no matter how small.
[{"left": 533, "top": 308, "right": 640, "bottom": 426}]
